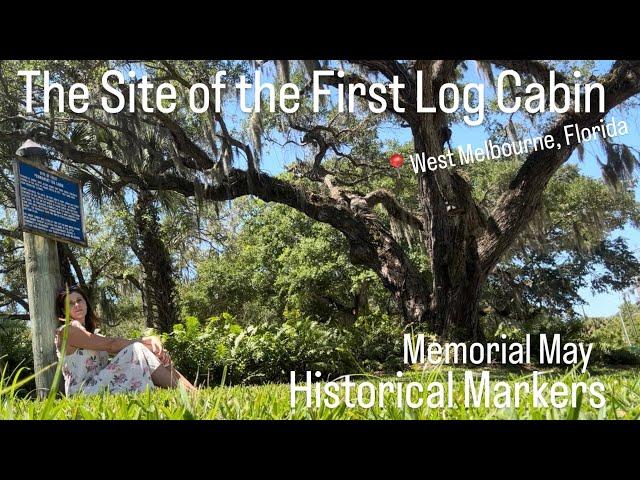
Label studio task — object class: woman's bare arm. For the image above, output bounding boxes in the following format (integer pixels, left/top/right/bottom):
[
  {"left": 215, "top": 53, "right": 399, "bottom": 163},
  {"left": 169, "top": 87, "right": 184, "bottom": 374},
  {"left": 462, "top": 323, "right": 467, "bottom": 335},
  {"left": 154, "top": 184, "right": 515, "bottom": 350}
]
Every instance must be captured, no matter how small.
[{"left": 58, "top": 321, "right": 136, "bottom": 355}]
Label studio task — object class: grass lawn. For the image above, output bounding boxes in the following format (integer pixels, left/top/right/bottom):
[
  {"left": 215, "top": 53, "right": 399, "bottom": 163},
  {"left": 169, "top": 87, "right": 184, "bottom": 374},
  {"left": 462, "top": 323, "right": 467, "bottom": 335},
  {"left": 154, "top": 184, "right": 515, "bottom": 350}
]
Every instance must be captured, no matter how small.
[{"left": 1, "top": 366, "right": 638, "bottom": 419}]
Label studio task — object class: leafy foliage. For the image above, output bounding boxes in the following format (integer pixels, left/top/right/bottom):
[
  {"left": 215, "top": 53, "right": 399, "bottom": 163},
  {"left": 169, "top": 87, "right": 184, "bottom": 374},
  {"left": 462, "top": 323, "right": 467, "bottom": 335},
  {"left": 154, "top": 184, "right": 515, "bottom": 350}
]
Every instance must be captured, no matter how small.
[
  {"left": 471, "top": 160, "right": 640, "bottom": 321},
  {"left": 163, "top": 309, "right": 404, "bottom": 385},
  {"left": 0, "top": 318, "right": 33, "bottom": 374},
  {"left": 180, "top": 198, "right": 392, "bottom": 325}
]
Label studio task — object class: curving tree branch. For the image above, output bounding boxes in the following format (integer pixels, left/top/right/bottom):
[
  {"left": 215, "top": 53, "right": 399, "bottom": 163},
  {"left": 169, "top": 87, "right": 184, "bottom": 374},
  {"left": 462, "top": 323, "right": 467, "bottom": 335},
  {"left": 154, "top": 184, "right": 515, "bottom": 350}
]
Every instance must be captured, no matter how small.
[
  {"left": 478, "top": 60, "right": 640, "bottom": 273},
  {"left": 0, "top": 286, "right": 28, "bottom": 310},
  {"left": 487, "top": 60, "right": 568, "bottom": 84},
  {"left": 364, "top": 189, "right": 424, "bottom": 231}
]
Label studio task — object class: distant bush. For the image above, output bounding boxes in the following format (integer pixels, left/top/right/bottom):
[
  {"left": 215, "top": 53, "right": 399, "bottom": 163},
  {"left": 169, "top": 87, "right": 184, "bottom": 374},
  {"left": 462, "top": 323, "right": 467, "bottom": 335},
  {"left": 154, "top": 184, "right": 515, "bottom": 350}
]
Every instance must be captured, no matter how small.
[
  {"left": 348, "top": 313, "right": 406, "bottom": 373},
  {"left": 485, "top": 302, "right": 640, "bottom": 366},
  {"left": 0, "top": 319, "right": 34, "bottom": 392},
  {"left": 485, "top": 312, "right": 586, "bottom": 359},
  {"left": 604, "top": 346, "right": 640, "bottom": 365}
]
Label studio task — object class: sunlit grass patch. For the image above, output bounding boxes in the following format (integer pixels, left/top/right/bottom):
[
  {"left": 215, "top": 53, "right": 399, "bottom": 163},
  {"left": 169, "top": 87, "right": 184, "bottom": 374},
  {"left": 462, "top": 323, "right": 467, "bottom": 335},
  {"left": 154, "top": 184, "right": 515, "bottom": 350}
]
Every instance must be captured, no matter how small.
[{"left": 1, "top": 366, "right": 638, "bottom": 420}]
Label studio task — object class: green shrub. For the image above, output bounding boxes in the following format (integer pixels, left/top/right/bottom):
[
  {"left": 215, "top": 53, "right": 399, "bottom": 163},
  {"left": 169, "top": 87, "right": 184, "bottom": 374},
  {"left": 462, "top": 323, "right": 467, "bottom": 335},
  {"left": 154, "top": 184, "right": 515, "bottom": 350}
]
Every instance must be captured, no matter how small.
[
  {"left": 161, "top": 313, "right": 236, "bottom": 386},
  {"left": 604, "top": 346, "right": 640, "bottom": 365},
  {"left": 230, "top": 310, "right": 354, "bottom": 384},
  {"left": 485, "top": 305, "right": 640, "bottom": 366},
  {"left": 349, "top": 313, "right": 406, "bottom": 373},
  {"left": 163, "top": 310, "right": 406, "bottom": 386},
  {"left": 0, "top": 319, "right": 34, "bottom": 394}
]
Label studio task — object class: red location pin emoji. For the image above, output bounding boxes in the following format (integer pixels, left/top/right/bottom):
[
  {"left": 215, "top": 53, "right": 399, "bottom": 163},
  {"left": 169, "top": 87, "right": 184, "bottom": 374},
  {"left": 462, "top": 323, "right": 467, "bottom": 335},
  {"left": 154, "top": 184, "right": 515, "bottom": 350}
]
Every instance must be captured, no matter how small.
[{"left": 389, "top": 153, "right": 404, "bottom": 168}]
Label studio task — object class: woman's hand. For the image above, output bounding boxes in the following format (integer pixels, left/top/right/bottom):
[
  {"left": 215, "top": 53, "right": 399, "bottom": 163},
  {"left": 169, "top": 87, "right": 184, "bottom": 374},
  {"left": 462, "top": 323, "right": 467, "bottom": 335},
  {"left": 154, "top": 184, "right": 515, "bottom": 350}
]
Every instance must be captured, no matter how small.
[
  {"left": 158, "top": 350, "right": 172, "bottom": 367},
  {"left": 141, "top": 336, "right": 171, "bottom": 366},
  {"left": 141, "top": 335, "right": 163, "bottom": 353}
]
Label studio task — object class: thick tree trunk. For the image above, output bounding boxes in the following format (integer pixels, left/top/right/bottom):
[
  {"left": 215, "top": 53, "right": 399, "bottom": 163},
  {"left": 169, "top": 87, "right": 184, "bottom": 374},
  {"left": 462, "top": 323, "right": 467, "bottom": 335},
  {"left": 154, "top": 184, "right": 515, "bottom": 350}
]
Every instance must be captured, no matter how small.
[
  {"left": 431, "top": 245, "right": 485, "bottom": 341},
  {"left": 413, "top": 62, "right": 487, "bottom": 341},
  {"left": 131, "top": 191, "right": 179, "bottom": 333},
  {"left": 420, "top": 164, "right": 487, "bottom": 341}
]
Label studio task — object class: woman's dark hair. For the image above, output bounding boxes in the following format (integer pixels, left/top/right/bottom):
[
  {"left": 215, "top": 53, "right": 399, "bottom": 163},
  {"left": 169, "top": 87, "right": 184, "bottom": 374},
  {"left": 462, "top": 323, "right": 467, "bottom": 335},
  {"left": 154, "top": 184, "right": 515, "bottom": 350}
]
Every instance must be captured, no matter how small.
[{"left": 55, "top": 285, "right": 100, "bottom": 333}]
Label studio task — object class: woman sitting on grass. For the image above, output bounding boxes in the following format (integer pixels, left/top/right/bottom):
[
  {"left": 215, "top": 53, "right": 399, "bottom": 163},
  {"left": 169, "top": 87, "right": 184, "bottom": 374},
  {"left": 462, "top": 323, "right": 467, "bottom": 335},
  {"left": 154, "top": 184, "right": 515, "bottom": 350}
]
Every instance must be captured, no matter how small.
[{"left": 54, "top": 285, "right": 196, "bottom": 396}]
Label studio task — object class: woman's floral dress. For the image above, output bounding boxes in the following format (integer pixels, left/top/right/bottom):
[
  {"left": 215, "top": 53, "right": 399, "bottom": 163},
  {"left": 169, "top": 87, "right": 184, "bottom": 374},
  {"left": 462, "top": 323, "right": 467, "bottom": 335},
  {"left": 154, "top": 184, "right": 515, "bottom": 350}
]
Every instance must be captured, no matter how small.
[{"left": 55, "top": 323, "right": 162, "bottom": 396}]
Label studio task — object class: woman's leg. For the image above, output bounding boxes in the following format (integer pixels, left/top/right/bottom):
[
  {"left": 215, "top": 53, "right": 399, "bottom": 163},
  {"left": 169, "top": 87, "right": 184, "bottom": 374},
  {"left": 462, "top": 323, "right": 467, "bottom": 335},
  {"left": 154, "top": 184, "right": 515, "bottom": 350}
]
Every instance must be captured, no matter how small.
[
  {"left": 131, "top": 342, "right": 196, "bottom": 392},
  {"left": 151, "top": 363, "right": 197, "bottom": 391}
]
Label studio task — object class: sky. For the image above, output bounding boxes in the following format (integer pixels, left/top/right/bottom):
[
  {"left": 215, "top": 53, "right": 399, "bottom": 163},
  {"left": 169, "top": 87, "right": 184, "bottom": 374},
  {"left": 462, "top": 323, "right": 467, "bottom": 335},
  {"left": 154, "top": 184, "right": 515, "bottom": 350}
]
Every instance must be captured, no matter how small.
[{"left": 250, "top": 60, "right": 640, "bottom": 318}]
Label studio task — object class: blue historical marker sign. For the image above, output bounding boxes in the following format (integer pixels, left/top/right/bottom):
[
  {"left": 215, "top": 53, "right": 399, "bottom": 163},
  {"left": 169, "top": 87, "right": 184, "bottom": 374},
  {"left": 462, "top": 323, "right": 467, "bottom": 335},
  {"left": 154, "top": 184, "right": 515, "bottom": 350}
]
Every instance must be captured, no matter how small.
[{"left": 14, "top": 158, "right": 87, "bottom": 246}]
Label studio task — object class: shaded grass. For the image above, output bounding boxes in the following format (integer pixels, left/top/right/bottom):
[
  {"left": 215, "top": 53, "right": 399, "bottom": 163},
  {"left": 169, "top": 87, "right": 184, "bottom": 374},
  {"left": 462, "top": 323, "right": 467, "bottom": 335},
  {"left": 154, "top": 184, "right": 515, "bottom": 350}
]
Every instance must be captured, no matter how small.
[{"left": 1, "top": 365, "right": 638, "bottom": 419}]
